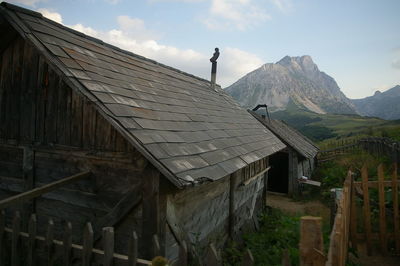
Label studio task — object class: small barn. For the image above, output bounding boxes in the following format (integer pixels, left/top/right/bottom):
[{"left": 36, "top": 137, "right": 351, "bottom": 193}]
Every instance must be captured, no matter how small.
[
  {"left": 0, "top": 2, "right": 286, "bottom": 261},
  {"left": 250, "top": 110, "right": 319, "bottom": 196}
]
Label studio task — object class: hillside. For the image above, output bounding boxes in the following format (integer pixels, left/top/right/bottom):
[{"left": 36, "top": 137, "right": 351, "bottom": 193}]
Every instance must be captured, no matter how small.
[
  {"left": 351, "top": 85, "right": 400, "bottom": 120},
  {"left": 264, "top": 101, "right": 400, "bottom": 142},
  {"left": 225, "top": 55, "right": 357, "bottom": 115}
]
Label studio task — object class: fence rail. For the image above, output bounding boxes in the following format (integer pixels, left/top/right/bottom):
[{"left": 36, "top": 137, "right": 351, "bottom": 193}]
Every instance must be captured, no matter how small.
[
  {"left": 0, "top": 210, "right": 206, "bottom": 266},
  {"left": 301, "top": 162, "right": 400, "bottom": 265},
  {"left": 318, "top": 137, "right": 400, "bottom": 163}
]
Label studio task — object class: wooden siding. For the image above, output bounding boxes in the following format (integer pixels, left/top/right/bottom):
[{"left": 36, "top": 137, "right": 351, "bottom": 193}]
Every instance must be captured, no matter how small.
[
  {"left": 0, "top": 36, "right": 133, "bottom": 152},
  {"left": 0, "top": 36, "right": 149, "bottom": 253}
]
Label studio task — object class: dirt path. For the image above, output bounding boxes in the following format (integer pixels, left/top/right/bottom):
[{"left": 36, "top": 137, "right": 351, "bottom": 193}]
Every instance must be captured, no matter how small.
[{"left": 266, "top": 192, "right": 330, "bottom": 221}]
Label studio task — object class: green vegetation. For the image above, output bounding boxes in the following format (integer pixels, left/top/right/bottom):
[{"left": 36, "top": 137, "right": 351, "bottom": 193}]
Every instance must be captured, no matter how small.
[
  {"left": 268, "top": 103, "right": 400, "bottom": 142},
  {"left": 223, "top": 208, "right": 332, "bottom": 266},
  {"left": 312, "top": 150, "right": 392, "bottom": 201},
  {"left": 223, "top": 208, "right": 301, "bottom": 266}
]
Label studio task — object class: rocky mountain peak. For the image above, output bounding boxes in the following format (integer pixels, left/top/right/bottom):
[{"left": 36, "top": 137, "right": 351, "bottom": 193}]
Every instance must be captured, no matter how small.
[{"left": 225, "top": 55, "right": 357, "bottom": 115}]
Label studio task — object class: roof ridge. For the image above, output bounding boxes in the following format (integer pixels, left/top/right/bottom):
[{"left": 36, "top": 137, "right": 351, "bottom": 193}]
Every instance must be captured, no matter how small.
[{"left": 0, "top": 1, "right": 216, "bottom": 87}]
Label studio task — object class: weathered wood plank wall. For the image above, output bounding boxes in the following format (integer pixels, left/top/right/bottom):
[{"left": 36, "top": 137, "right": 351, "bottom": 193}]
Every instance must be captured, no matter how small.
[{"left": 0, "top": 36, "right": 149, "bottom": 253}]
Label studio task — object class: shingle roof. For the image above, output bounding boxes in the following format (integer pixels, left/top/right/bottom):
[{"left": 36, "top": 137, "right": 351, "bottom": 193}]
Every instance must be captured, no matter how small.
[
  {"left": 250, "top": 111, "right": 319, "bottom": 159},
  {"left": 0, "top": 2, "right": 286, "bottom": 188}
]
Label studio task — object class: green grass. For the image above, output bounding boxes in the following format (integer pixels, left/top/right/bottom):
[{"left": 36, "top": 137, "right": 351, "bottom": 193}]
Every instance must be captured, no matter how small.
[
  {"left": 268, "top": 103, "right": 400, "bottom": 142},
  {"left": 223, "top": 208, "right": 331, "bottom": 266}
]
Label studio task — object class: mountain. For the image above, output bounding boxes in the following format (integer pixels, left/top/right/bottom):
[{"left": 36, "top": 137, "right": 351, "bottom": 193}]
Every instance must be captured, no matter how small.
[
  {"left": 225, "top": 55, "right": 357, "bottom": 115},
  {"left": 351, "top": 85, "right": 400, "bottom": 120}
]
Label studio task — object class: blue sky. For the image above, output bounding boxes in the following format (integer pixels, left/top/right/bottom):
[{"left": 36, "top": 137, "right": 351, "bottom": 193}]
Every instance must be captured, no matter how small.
[{"left": 6, "top": 0, "right": 400, "bottom": 99}]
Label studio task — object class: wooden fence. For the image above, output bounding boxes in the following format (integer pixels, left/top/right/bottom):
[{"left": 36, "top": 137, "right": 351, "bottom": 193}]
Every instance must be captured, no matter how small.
[
  {"left": 352, "top": 163, "right": 400, "bottom": 255},
  {"left": 318, "top": 137, "right": 400, "bottom": 163},
  {"left": 0, "top": 209, "right": 257, "bottom": 266},
  {"left": 300, "top": 163, "right": 400, "bottom": 265},
  {"left": 0, "top": 210, "right": 193, "bottom": 266}
]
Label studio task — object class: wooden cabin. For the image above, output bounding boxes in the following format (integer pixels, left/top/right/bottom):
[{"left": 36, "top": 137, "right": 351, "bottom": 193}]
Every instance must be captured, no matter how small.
[
  {"left": 250, "top": 111, "right": 319, "bottom": 196},
  {"left": 0, "top": 2, "right": 286, "bottom": 261}
]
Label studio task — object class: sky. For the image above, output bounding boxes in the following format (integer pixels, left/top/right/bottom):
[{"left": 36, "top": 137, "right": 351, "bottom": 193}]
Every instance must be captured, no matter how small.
[{"left": 4, "top": 0, "right": 400, "bottom": 99}]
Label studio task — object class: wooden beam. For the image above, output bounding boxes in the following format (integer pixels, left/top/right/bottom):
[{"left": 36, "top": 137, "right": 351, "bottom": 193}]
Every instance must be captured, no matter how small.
[
  {"left": 0, "top": 171, "right": 91, "bottom": 210},
  {"left": 241, "top": 167, "right": 270, "bottom": 186},
  {"left": 92, "top": 185, "right": 142, "bottom": 241},
  {"left": 229, "top": 171, "right": 240, "bottom": 238},
  {"left": 141, "top": 165, "right": 160, "bottom": 259}
]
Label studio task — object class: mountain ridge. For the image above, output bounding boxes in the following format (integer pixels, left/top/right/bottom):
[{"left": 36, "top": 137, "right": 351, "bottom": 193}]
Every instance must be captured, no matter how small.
[
  {"left": 351, "top": 85, "right": 400, "bottom": 120},
  {"left": 225, "top": 55, "right": 357, "bottom": 115}
]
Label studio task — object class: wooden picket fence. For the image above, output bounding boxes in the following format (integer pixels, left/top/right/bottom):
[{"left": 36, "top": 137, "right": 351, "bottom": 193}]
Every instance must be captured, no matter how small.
[
  {"left": 0, "top": 210, "right": 193, "bottom": 266},
  {"left": 352, "top": 163, "right": 400, "bottom": 256},
  {"left": 0, "top": 209, "right": 258, "bottom": 266},
  {"left": 300, "top": 163, "right": 400, "bottom": 265}
]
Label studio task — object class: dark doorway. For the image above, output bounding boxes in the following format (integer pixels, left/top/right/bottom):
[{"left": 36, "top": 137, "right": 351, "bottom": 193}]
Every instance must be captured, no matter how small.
[{"left": 268, "top": 152, "right": 289, "bottom": 193}]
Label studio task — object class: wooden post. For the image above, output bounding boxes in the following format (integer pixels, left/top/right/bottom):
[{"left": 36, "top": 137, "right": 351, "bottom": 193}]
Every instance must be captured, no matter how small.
[
  {"left": 299, "top": 216, "right": 324, "bottom": 266},
  {"left": 0, "top": 210, "right": 5, "bottom": 265},
  {"left": 82, "top": 223, "right": 93, "bottom": 266},
  {"left": 361, "top": 165, "right": 372, "bottom": 255},
  {"left": 350, "top": 180, "right": 357, "bottom": 249},
  {"left": 392, "top": 163, "right": 400, "bottom": 254},
  {"left": 141, "top": 165, "right": 161, "bottom": 259},
  {"left": 128, "top": 231, "right": 138, "bottom": 266},
  {"left": 102, "top": 227, "right": 114, "bottom": 266},
  {"left": 263, "top": 157, "right": 269, "bottom": 206},
  {"left": 377, "top": 164, "right": 387, "bottom": 254},
  {"left": 46, "top": 219, "right": 55, "bottom": 266},
  {"left": 11, "top": 211, "right": 21, "bottom": 266},
  {"left": 27, "top": 214, "right": 37, "bottom": 266},
  {"left": 229, "top": 171, "right": 239, "bottom": 238},
  {"left": 288, "top": 149, "right": 299, "bottom": 197},
  {"left": 22, "top": 146, "right": 35, "bottom": 229},
  {"left": 63, "top": 222, "right": 72, "bottom": 266}
]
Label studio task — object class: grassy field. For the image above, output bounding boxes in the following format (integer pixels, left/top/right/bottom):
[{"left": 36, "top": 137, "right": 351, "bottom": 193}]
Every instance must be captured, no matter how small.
[{"left": 269, "top": 102, "right": 400, "bottom": 142}]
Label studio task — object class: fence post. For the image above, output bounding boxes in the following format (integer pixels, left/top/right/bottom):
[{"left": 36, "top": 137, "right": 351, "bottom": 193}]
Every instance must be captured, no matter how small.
[
  {"left": 128, "top": 231, "right": 138, "bottom": 266},
  {"left": 46, "top": 219, "right": 55, "bottom": 266},
  {"left": 377, "top": 165, "right": 387, "bottom": 254},
  {"left": 0, "top": 210, "right": 6, "bottom": 265},
  {"left": 102, "top": 227, "right": 114, "bottom": 266},
  {"left": 82, "top": 222, "right": 94, "bottom": 266},
  {"left": 361, "top": 165, "right": 372, "bottom": 255},
  {"left": 12, "top": 211, "right": 21, "bottom": 266},
  {"left": 299, "top": 216, "right": 325, "bottom": 266},
  {"left": 27, "top": 214, "right": 37, "bottom": 266},
  {"left": 392, "top": 163, "right": 400, "bottom": 253},
  {"left": 63, "top": 222, "right": 72, "bottom": 266}
]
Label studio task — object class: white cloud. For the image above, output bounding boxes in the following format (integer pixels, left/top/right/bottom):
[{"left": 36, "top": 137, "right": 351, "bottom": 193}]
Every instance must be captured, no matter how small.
[
  {"left": 219, "top": 47, "right": 264, "bottom": 85},
  {"left": 6, "top": 0, "right": 47, "bottom": 7},
  {"left": 37, "top": 8, "right": 62, "bottom": 24},
  {"left": 203, "top": 0, "right": 271, "bottom": 31},
  {"left": 391, "top": 47, "right": 400, "bottom": 69},
  {"left": 392, "top": 59, "right": 400, "bottom": 69},
  {"left": 35, "top": 9, "right": 263, "bottom": 87},
  {"left": 105, "top": 0, "right": 121, "bottom": 4},
  {"left": 270, "top": 0, "right": 292, "bottom": 13}
]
